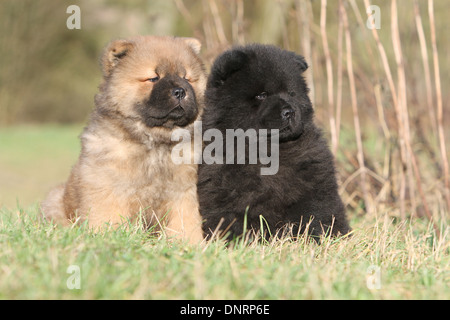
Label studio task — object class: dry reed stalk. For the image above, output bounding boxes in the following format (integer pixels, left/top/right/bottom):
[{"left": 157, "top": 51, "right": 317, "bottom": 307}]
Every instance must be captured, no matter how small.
[
  {"left": 174, "top": 0, "right": 196, "bottom": 32},
  {"left": 208, "top": 0, "right": 228, "bottom": 46},
  {"left": 335, "top": 5, "right": 344, "bottom": 155},
  {"left": 391, "top": 0, "right": 437, "bottom": 235},
  {"left": 363, "top": 0, "right": 407, "bottom": 219},
  {"left": 320, "top": 0, "right": 337, "bottom": 155},
  {"left": 202, "top": 0, "right": 216, "bottom": 50},
  {"left": 231, "top": 0, "right": 245, "bottom": 45},
  {"left": 277, "top": 0, "right": 291, "bottom": 50},
  {"left": 413, "top": 0, "right": 437, "bottom": 138},
  {"left": 341, "top": 1, "right": 371, "bottom": 214},
  {"left": 348, "top": 0, "right": 389, "bottom": 174},
  {"left": 295, "top": 0, "right": 315, "bottom": 106},
  {"left": 408, "top": 142, "right": 440, "bottom": 236},
  {"left": 428, "top": 0, "right": 450, "bottom": 214},
  {"left": 374, "top": 84, "right": 392, "bottom": 184},
  {"left": 348, "top": 0, "right": 378, "bottom": 77},
  {"left": 362, "top": 1, "right": 398, "bottom": 107},
  {"left": 391, "top": 0, "right": 418, "bottom": 215}
]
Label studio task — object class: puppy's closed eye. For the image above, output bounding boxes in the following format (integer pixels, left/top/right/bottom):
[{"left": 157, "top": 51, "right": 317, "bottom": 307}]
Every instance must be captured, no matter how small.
[{"left": 147, "top": 76, "right": 160, "bottom": 82}]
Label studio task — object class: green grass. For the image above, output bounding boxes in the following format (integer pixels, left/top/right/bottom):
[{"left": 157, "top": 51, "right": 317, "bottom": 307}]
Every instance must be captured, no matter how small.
[
  {"left": 0, "top": 124, "right": 448, "bottom": 299},
  {"left": 0, "top": 206, "right": 448, "bottom": 300},
  {"left": 0, "top": 124, "right": 82, "bottom": 208}
]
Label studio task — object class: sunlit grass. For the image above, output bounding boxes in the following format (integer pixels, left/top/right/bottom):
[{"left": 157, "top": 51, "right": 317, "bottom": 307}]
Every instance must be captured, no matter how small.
[
  {"left": 0, "top": 124, "right": 448, "bottom": 300},
  {"left": 0, "top": 206, "right": 448, "bottom": 299},
  {"left": 0, "top": 124, "right": 82, "bottom": 208}
]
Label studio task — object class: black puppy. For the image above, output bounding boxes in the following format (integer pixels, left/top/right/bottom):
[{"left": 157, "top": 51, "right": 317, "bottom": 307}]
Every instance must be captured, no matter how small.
[{"left": 198, "top": 44, "right": 350, "bottom": 240}]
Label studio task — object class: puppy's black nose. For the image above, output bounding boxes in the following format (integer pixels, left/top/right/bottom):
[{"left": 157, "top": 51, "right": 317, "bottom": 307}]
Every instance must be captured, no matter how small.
[
  {"left": 172, "top": 87, "right": 186, "bottom": 100},
  {"left": 281, "top": 107, "right": 295, "bottom": 120}
]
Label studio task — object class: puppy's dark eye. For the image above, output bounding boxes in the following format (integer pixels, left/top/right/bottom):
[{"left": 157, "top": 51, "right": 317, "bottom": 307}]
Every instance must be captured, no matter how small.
[
  {"left": 147, "top": 76, "right": 160, "bottom": 82},
  {"left": 255, "top": 92, "right": 267, "bottom": 100},
  {"left": 289, "top": 91, "right": 296, "bottom": 97}
]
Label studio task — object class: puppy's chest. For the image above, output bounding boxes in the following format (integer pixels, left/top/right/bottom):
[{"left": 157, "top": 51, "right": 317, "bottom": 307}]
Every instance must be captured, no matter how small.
[
  {"left": 126, "top": 145, "right": 196, "bottom": 188},
  {"left": 258, "top": 162, "right": 311, "bottom": 199},
  {"left": 84, "top": 133, "right": 196, "bottom": 200}
]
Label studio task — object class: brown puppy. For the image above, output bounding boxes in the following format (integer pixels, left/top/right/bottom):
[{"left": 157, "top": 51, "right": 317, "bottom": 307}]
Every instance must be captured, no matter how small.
[{"left": 41, "top": 36, "right": 206, "bottom": 243}]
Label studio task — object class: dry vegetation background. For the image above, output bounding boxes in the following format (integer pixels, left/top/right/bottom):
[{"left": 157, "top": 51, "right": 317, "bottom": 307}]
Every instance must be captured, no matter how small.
[{"left": 0, "top": 0, "right": 449, "bottom": 232}]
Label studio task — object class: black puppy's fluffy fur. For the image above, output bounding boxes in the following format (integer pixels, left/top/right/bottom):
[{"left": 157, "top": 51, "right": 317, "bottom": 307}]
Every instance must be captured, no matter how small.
[{"left": 198, "top": 44, "right": 350, "bottom": 240}]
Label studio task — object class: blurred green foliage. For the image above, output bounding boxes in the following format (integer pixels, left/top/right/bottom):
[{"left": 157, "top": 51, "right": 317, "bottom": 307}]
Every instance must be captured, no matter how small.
[
  {"left": 0, "top": 0, "right": 182, "bottom": 124},
  {"left": 0, "top": 0, "right": 448, "bottom": 125}
]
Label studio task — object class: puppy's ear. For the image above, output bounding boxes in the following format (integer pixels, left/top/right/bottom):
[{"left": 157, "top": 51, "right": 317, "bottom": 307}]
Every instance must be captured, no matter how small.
[
  {"left": 101, "top": 39, "right": 134, "bottom": 77},
  {"left": 294, "top": 54, "right": 308, "bottom": 73},
  {"left": 180, "top": 37, "right": 202, "bottom": 55},
  {"left": 210, "top": 49, "right": 249, "bottom": 87}
]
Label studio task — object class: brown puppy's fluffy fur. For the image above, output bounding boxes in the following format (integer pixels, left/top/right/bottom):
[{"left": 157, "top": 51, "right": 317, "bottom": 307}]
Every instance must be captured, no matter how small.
[{"left": 41, "top": 36, "right": 206, "bottom": 243}]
